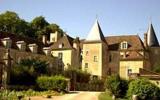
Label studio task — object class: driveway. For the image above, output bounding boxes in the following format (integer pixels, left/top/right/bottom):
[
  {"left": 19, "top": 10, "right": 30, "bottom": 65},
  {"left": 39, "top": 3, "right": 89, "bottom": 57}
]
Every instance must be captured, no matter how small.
[{"left": 28, "top": 91, "right": 101, "bottom": 100}]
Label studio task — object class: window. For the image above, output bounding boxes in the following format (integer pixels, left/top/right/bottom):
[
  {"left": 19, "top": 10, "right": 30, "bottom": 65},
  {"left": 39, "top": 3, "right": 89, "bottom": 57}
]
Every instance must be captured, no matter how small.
[
  {"left": 58, "top": 53, "right": 63, "bottom": 60},
  {"left": 58, "top": 43, "right": 64, "bottom": 48},
  {"left": 128, "top": 69, "right": 132, "bottom": 75},
  {"left": 121, "top": 41, "right": 128, "bottom": 49},
  {"left": 85, "top": 63, "right": 88, "bottom": 69},
  {"left": 94, "top": 56, "right": 98, "bottom": 62}
]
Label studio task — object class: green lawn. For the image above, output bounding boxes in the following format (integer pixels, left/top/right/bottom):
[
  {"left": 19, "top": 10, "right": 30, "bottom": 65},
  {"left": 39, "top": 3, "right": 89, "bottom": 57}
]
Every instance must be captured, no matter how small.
[{"left": 98, "top": 92, "right": 128, "bottom": 100}]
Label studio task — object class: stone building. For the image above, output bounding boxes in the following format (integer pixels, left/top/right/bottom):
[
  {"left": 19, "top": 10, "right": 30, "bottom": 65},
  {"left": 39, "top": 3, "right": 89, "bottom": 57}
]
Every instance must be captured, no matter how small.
[
  {"left": 0, "top": 32, "right": 57, "bottom": 84},
  {"left": 1, "top": 19, "right": 160, "bottom": 84}
]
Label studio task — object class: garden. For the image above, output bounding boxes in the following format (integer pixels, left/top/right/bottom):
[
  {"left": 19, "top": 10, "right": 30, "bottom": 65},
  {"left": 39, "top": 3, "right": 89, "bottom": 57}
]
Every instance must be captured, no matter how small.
[
  {"left": 0, "top": 58, "right": 68, "bottom": 99},
  {"left": 99, "top": 74, "right": 160, "bottom": 100}
]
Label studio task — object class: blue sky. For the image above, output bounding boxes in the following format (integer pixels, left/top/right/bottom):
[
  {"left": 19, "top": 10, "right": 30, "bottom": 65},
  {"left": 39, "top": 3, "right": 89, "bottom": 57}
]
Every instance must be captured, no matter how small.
[{"left": 0, "top": 0, "right": 160, "bottom": 41}]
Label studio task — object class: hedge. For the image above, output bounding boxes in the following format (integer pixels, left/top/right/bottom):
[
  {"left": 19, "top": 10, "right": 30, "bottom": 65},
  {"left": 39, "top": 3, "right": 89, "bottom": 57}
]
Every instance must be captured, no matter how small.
[
  {"left": 127, "top": 78, "right": 160, "bottom": 100},
  {"left": 36, "top": 75, "right": 68, "bottom": 91}
]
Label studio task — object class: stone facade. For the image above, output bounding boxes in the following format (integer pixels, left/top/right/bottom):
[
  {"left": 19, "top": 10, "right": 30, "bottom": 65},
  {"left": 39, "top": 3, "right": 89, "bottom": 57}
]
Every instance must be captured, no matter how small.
[{"left": 0, "top": 20, "right": 160, "bottom": 81}]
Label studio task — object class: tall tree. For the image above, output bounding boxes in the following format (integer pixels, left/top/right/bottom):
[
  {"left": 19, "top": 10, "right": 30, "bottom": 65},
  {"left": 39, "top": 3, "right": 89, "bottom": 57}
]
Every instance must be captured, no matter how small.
[{"left": 30, "top": 16, "right": 49, "bottom": 38}]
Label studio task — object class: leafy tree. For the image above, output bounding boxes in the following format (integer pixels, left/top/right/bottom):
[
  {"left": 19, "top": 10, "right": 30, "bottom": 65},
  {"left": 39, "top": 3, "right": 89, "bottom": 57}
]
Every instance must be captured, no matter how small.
[
  {"left": 0, "top": 11, "right": 20, "bottom": 33},
  {"left": 10, "top": 59, "right": 48, "bottom": 85},
  {"left": 0, "top": 11, "right": 64, "bottom": 40},
  {"left": 63, "top": 67, "right": 90, "bottom": 83},
  {"left": 127, "top": 78, "right": 160, "bottom": 100},
  {"left": 43, "top": 24, "right": 63, "bottom": 39},
  {"left": 104, "top": 74, "right": 128, "bottom": 98},
  {"left": 30, "top": 16, "right": 49, "bottom": 38}
]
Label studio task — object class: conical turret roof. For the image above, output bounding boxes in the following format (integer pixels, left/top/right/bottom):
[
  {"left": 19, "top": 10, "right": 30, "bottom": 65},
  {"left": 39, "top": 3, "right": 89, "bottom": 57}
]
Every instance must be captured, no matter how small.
[
  {"left": 86, "top": 19, "right": 105, "bottom": 42},
  {"left": 147, "top": 23, "right": 159, "bottom": 47}
]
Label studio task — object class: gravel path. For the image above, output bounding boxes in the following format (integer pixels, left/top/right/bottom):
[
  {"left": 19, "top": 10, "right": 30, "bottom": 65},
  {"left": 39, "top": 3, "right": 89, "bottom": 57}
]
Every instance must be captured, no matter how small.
[{"left": 27, "top": 91, "right": 101, "bottom": 100}]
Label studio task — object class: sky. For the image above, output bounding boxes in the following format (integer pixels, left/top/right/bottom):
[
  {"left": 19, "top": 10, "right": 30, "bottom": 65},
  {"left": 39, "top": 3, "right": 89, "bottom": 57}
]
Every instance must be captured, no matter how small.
[{"left": 0, "top": 0, "right": 160, "bottom": 41}]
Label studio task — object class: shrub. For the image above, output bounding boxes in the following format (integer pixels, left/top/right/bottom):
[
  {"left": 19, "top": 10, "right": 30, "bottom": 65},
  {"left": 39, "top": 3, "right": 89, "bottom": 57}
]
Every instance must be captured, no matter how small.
[
  {"left": 10, "top": 58, "right": 48, "bottom": 85},
  {"left": 63, "top": 67, "right": 90, "bottom": 83},
  {"left": 75, "top": 78, "right": 105, "bottom": 91},
  {"left": 127, "top": 78, "right": 160, "bottom": 100},
  {"left": 36, "top": 75, "right": 67, "bottom": 91},
  {"left": 104, "top": 74, "right": 128, "bottom": 98}
]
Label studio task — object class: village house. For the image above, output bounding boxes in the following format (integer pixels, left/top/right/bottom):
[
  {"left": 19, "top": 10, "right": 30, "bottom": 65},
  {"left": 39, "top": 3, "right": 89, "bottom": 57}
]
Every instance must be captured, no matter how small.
[{"left": 1, "top": 19, "right": 160, "bottom": 86}]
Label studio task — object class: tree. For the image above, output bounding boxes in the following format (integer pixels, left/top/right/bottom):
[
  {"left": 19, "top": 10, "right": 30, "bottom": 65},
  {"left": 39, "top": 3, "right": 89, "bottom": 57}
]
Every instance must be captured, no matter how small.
[
  {"left": 43, "top": 24, "right": 63, "bottom": 39},
  {"left": 0, "top": 11, "right": 64, "bottom": 39},
  {"left": 0, "top": 11, "right": 20, "bottom": 33},
  {"left": 127, "top": 78, "right": 160, "bottom": 100},
  {"left": 0, "top": 11, "right": 35, "bottom": 38},
  {"left": 30, "top": 16, "right": 49, "bottom": 38},
  {"left": 104, "top": 74, "right": 128, "bottom": 98},
  {"left": 10, "top": 58, "right": 48, "bottom": 85}
]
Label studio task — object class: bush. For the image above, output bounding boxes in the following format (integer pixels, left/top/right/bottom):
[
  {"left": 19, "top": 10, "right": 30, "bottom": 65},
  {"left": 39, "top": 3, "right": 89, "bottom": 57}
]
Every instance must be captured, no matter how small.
[
  {"left": 104, "top": 74, "right": 128, "bottom": 98},
  {"left": 63, "top": 68, "right": 90, "bottom": 83},
  {"left": 36, "top": 75, "right": 68, "bottom": 91},
  {"left": 10, "top": 58, "right": 48, "bottom": 85},
  {"left": 127, "top": 78, "right": 160, "bottom": 100},
  {"left": 75, "top": 78, "right": 105, "bottom": 91}
]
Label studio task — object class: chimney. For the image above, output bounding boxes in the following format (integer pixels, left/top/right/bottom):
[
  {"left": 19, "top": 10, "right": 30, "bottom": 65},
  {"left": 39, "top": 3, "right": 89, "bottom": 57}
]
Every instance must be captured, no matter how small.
[
  {"left": 144, "top": 33, "right": 148, "bottom": 47},
  {"left": 73, "top": 37, "right": 80, "bottom": 49},
  {"left": 42, "top": 34, "right": 47, "bottom": 44}
]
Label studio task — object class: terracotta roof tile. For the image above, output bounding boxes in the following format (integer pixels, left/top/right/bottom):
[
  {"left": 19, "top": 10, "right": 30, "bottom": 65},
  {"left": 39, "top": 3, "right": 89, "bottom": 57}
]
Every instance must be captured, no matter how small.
[
  {"left": 120, "top": 51, "right": 144, "bottom": 60},
  {"left": 50, "top": 34, "right": 74, "bottom": 50},
  {"left": 0, "top": 32, "right": 46, "bottom": 54},
  {"left": 105, "top": 35, "right": 144, "bottom": 50}
]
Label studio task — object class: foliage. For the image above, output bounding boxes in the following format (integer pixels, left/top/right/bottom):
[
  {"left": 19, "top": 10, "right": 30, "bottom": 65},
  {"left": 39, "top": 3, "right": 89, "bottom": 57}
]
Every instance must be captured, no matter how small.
[
  {"left": 127, "top": 78, "right": 160, "bottom": 100},
  {"left": 10, "top": 58, "right": 48, "bottom": 85},
  {"left": 98, "top": 92, "right": 113, "bottom": 100},
  {"left": 0, "top": 11, "right": 35, "bottom": 37},
  {"left": 75, "top": 78, "right": 105, "bottom": 91},
  {"left": 0, "top": 11, "right": 63, "bottom": 39},
  {"left": 104, "top": 74, "right": 128, "bottom": 98},
  {"left": 0, "top": 89, "right": 60, "bottom": 100},
  {"left": 98, "top": 92, "right": 127, "bottom": 100},
  {"left": 63, "top": 67, "right": 90, "bottom": 83},
  {"left": 36, "top": 75, "right": 68, "bottom": 91}
]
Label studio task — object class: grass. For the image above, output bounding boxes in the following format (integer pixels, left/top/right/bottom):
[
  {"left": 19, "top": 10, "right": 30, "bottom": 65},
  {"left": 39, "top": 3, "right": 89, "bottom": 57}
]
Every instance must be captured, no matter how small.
[
  {"left": 98, "top": 92, "right": 112, "bottom": 100},
  {"left": 98, "top": 92, "right": 128, "bottom": 100},
  {"left": 0, "top": 89, "right": 61, "bottom": 100}
]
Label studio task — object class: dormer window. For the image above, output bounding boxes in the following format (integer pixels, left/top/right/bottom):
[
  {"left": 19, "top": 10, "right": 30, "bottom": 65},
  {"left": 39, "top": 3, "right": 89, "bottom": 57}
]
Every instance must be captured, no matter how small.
[
  {"left": 16, "top": 41, "right": 26, "bottom": 51},
  {"left": 28, "top": 43, "right": 38, "bottom": 53},
  {"left": 59, "top": 43, "right": 64, "bottom": 48},
  {"left": 1, "top": 37, "right": 12, "bottom": 48},
  {"left": 121, "top": 41, "right": 128, "bottom": 49},
  {"left": 43, "top": 47, "right": 51, "bottom": 56}
]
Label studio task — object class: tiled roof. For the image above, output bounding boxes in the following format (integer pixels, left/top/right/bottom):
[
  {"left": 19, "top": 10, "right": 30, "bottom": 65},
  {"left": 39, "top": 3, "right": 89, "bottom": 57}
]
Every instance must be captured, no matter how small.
[
  {"left": 0, "top": 32, "right": 46, "bottom": 54},
  {"left": 120, "top": 51, "right": 144, "bottom": 60},
  {"left": 105, "top": 35, "right": 145, "bottom": 50},
  {"left": 50, "top": 34, "right": 74, "bottom": 50},
  {"left": 139, "top": 68, "right": 160, "bottom": 80}
]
